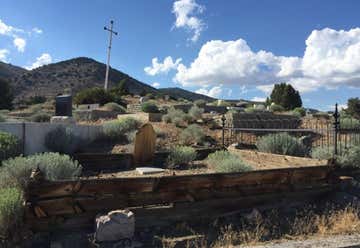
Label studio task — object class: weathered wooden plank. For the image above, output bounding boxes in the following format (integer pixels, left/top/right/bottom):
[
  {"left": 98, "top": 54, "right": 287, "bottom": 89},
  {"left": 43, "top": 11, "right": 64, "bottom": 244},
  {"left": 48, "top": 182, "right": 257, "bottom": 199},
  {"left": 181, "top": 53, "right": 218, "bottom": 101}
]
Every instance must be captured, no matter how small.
[
  {"left": 28, "top": 165, "right": 333, "bottom": 199},
  {"left": 26, "top": 185, "right": 336, "bottom": 232}
]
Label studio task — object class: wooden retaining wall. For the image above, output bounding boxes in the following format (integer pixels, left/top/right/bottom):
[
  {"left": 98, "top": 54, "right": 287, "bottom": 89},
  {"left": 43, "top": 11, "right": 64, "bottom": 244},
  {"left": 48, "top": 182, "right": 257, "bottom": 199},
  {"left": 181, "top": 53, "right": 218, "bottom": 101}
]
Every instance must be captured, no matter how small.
[{"left": 25, "top": 165, "right": 343, "bottom": 232}]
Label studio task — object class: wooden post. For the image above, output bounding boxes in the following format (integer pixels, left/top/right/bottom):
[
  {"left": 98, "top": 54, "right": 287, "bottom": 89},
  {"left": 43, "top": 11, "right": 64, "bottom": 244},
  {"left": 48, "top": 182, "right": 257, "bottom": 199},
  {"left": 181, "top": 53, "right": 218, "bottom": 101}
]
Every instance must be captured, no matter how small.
[{"left": 133, "top": 123, "right": 156, "bottom": 166}]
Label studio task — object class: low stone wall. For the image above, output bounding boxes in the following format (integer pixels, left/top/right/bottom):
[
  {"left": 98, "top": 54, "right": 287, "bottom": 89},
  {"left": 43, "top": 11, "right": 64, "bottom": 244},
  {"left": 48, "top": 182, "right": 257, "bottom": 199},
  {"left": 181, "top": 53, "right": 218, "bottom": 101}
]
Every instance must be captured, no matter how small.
[
  {"left": 148, "top": 113, "right": 164, "bottom": 122},
  {"left": 0, "top": 122, "right": 103, "bottom": 155},
  {"left": 173, "top": 104, "right": 227, "bottom": 114}
]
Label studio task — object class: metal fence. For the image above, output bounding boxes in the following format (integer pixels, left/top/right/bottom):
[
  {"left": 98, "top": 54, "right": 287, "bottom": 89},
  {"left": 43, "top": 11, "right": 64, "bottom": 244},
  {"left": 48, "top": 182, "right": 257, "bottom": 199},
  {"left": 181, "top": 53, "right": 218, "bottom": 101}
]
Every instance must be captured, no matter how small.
[{"left": 221, "top": 104, "right": 360, "bottom": 158}]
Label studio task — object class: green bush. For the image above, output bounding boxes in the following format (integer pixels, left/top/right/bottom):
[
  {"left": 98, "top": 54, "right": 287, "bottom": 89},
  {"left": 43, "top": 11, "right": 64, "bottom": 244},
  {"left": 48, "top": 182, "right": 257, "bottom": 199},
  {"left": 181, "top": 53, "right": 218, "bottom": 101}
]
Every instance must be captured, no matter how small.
[
  {"left": 207, "top": 150, "right": 252, "bottom": 173},
  {"left": 180, "top": 124, "right": 205, "bottom": 145},
  {"left": 0, "top": 187, "right": 24, "bottom": 238},
  {"left": 188, "top": 105, "right": 204, "bottom": 121},
  {"left": 162, "top": 107, "right": 186, "bottom": 124},
  {"left": 311, "top": 146, "right": 334, "bottom": 160},
  {"left": 337, "top": 146, "right": 360, "bottom": 168},
  {"left": 244, "top": 107, "right": 255, "bottom": 113},
  {"left": 45, "top": 126, "right": 82, "bottom": 154},
  {"left": 29, "top": 112, "right": 51, "bottom": 122},
  {"left": 194, "top": 99, "right": 206, "bottom": 107},
  {"left": 0, "top": 153, "right": 82, "bottom": 189},
  {"left": 74, "top": 87, "right": 115, "bottom": 105},
  {"left": 103, "top": 102, "right": 126, "bottom": 113},
  {"left": 103, "top": 117, "right": 140, "bottom": 141},
  {"left": 340, "top": 117, "right": 360, "bottom": 129},
  {"left": 0, "top": 114, "right": 5, "bottom": 122},
  {"left": 141, "top": 101, "right": 159, "bottom": 113},
  {"left": 293, "top": 107, "right": 306, "bottom": 117},
  {"left": 256, "top": 133, "right": 307, "bottom": 156},
  {"left": 0, "top": 132, "right": 21, "bottom": 162},
  {"left": 269, "top": 104, "right": 285, "bottom": 112},
  {"left": 167, "top": 146, "right": 197, "bottom": 168}
]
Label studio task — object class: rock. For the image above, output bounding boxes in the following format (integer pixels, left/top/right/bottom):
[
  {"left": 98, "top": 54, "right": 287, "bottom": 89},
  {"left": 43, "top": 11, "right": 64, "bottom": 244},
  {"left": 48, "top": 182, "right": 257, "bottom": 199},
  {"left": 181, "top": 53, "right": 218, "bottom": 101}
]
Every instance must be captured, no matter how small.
[
  {"left": 95, "top": 210, "right": 135, "bottom": 242},
  {"left": 136, "top": 167, "right": 165, "bottom": 175}
]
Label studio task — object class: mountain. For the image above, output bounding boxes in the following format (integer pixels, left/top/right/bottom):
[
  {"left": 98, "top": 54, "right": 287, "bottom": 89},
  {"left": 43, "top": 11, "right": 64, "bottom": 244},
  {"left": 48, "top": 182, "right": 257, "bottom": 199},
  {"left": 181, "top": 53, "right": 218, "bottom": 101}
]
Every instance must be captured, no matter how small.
[
  {"left": 0, "top": 61, "right": 27, "bottom": 81},
  {"left": 9, "top": 57, "right": 157, "bottom": 102},
  {"left": 158, "top": 87, "right": 216, "bottom": 102}
]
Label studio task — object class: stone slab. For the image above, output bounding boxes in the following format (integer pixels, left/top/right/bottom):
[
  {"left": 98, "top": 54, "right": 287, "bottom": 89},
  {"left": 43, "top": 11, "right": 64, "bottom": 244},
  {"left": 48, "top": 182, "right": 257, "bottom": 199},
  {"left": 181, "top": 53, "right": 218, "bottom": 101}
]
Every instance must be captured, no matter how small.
[{"left": 136, "top": 167, "right": 165, "bottom": 175}]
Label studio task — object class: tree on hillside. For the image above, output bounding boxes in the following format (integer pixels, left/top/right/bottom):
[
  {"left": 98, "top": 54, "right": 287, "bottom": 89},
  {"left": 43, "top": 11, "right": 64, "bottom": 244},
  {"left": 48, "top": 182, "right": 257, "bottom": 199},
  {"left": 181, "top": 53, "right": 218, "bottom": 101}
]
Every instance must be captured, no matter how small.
[
  {"left": 347, "top": 97, "right": 360, "bottom": 119},
  {"left": 269, "top": 83, "right": 302, "bottom": 110},
  {"left": 0, "top": 78, "right": 14, "bottom": 110}
]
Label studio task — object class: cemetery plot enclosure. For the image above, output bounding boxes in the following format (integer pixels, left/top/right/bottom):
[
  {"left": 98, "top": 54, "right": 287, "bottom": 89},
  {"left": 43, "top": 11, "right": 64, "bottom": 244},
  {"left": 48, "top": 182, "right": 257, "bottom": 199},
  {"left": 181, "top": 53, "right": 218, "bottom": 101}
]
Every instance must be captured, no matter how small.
[{"left": 25, "top": 165, "right": 344, "bottom": 232}]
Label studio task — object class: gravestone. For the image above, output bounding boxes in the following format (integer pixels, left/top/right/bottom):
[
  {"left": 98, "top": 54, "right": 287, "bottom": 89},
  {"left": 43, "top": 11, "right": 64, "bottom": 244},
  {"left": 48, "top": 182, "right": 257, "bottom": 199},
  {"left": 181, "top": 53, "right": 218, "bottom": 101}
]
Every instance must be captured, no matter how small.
[
  {"left": 55, "top": 94, "right": 72, "bottom": 116},
  {"left": 133, "top": 123, "right": 156, "bottom": 165}
]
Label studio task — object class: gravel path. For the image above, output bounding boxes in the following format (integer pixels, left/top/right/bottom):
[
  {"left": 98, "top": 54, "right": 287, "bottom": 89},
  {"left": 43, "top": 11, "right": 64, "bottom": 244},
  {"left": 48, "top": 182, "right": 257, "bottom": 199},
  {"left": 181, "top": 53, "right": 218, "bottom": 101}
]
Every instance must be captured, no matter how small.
[{"left": 240, "top": 234, "right": 360, "bottom": 248}]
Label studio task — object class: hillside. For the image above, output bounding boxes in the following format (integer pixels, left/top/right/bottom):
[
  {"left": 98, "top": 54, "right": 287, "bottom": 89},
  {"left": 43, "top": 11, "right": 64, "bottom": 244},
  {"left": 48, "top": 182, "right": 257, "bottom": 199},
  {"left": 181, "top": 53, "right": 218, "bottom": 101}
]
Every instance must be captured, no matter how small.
[
  {"left": 158, "top": 87, "right": 216, "bottom": 102},
  {"left": 0, "top": 61, "right": 27, "bottom": 81},
  {"left": 10, "top": 57, "right": 157, "bottom": 102}
]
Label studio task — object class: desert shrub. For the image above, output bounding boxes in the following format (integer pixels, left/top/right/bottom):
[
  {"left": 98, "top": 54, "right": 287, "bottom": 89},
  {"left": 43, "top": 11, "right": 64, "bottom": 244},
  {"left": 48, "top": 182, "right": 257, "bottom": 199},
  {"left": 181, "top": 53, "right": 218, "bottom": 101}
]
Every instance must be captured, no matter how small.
[
  {"left": 103, "top": 102, "right": 126, "bottom": 113},
  {"left": 340, "top": 118, "right": 360, "bottom": 129},
  {"left": 103, "top": 117, "right": 140, "bottom": 141},
  {"left": 256, "top": 133, "right": 307, "bottom": 156},
  {"left": 0, "top": 187, "right": 24, "bottom": 238},
  {"left": 180, "top": 124, "right": 205, "bottom": 145},
  {"left": 0, "top": 153, "right": 82, "bottom": 188},
  {"left": 0, "top": 114, "right": 5, "bottom": 122},
  {"left": 311, "top": 146, "right": 334, "bottom": 160},
  {"left": 207, "top": 150, "right": 252, "bottom": 173},
  {"left": 162, "top": 107, "right": 186, "bottom": 124},
  {"left": 269, "top": 104, "right": 285, "bottom": 112},
  {"left": 141, "top": 101, "right": 159, "bottom": 113},
  {"left": 74, "top": 87, "right": 114, "bottom": 105},
  {"left": 194, "top": 99, "right": 206, "bottom": 107},
  {"left": 254, "top": 104, "right": 266, "bottom": 111},
  {"left": 0, "top": 132, "right": 21, "bottom": 163},
  {"left": 167, "top": 146, "right": 197, "bottom": 168},
  {"left": 293, "top": 107, "right": 306, "bottom": 117},
  {"left": 126, "top": 130, "right": 137, "bottom": 143},
  {"left": 337, "top": 146, "right": 360, "bottom": 168},
  {"left": 29, "top": 112, "right": 51, "bottom": 122},
  {"left": 26, "top": 95, "right": 46, "bottom": 105},
  {"left": 188, "top": 105, "right": 204, "bottom": 121},
  {"left": 244, "top": 107, "right": 255, "bottom": 113},
  {"left": 45, "top": 126, "right": 82, "bottom": 154}
]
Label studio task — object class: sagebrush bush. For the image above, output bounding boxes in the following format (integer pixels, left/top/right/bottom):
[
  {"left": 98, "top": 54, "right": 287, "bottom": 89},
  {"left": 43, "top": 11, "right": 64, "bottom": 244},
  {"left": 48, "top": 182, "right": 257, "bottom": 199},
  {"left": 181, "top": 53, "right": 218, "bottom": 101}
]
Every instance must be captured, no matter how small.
[
  {"left": 194, "top": 99, "right": 206, "bottom": 107},
  {"left": 162, "top": 107, "right": 186, "bottom": 124},
  {"left": 338, "top": 146, "right": 360, "bottom": 168},
  {"left": 188, "top": 105, "right": 204, "bottom": 121},
  {"left": 0, "top": 131, "right": 21, "bottom": 163},
  {"left": 103, "top": 102, "right": 126, "bottom": 113},
  {"left": 340, "top": 118, "right": 360, "bottom": 129},
  {"left": 269, "top": 104, "right": 285, "bottom": 112},
  {"left": 141, "top": 101, "right": 159, "bottom": 113},
  {"left": 293, "top": 107, "right": 306, "bottom": 117},
  {"left": 0, "top": 187, "right": 24, "bottom": 238},
  {"left": 103, "top": 117, "right": 140, "bottom": 141},
  {"left": 0, "top": 114, "right": 5, "bottom": 122},
  {"left": 74, "top": 87, "right": 114, "bottom": 105},
  {"left": 180, "top": 124, "right": 205, "bottom": 145},
  {"left": 0, "top": 153, "right": 82, "bottom": 188},
  {"left": 167, "top": 146, "right": 197, "bottom": 168},
  {"left": 30, "top": 112, "right": 51, "bottom": 122},
  {"left": 207, "top": 150, "right": 252, "bottom": 173},
  {"left": 311, "top": 146, "right": 334, "bottom": 160},
  {"left": 45, "top": 126, "right": 82, "bottom": 154},
  {"left": 256, "top": 133, "right": 307, "bottom": 156}
]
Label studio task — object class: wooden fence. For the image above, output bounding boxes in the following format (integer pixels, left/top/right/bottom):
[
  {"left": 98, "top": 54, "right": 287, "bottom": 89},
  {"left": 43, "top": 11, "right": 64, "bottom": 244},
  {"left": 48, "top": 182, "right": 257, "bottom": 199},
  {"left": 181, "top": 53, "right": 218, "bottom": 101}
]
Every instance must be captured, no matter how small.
[{"left": 25, "top": 165, "right": 345, "bottom": 232}]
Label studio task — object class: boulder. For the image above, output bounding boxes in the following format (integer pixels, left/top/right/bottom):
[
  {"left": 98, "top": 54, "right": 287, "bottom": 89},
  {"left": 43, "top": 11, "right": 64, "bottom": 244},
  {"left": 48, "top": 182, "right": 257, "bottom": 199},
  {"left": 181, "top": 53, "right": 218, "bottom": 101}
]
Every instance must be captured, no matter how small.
[{"left": 95, "top": 210, "right": 135, "bottom": 242}]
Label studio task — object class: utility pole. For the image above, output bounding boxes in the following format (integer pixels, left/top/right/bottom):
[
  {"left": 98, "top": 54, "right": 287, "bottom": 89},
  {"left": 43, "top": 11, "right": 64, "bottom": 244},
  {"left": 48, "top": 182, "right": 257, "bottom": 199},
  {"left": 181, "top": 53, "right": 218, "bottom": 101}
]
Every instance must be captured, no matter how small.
[{"left": 104, "top": 20, "right": 118, "bottom": 91}]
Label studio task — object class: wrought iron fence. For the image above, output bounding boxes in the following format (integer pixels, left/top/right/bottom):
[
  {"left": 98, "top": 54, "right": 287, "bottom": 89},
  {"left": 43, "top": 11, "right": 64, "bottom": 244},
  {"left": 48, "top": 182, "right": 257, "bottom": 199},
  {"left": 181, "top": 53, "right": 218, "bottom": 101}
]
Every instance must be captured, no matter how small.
[{"left": 221, "top": 104, "right": 360, "bottom": 158}]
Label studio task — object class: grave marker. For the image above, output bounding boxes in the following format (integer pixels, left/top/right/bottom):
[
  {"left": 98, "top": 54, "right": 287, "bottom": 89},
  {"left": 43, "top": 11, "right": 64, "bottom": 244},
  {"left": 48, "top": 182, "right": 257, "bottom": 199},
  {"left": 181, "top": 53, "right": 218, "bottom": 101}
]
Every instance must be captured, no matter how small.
[{"left": 133, "top": 123, "right": 156, "bottom": 165}]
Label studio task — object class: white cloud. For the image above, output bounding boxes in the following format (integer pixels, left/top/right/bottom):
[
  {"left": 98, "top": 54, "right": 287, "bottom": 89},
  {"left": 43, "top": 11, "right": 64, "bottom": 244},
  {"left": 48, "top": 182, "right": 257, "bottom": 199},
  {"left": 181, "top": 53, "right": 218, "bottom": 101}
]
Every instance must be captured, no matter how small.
[
  {"left": 25, "top": 53, "right": 52, "bottom": 70},
  {"left": 196, "top": 85, "right": 222, "bottom": 98},
  {"left": 32, "top": 27, "right": 43, "bottom": 34},
  {"left": 13, "top": 37, "right": 26, "bottom": 52},
  {"left": 0, "top": 19, "right": 24, "bottom": 37},
  {"left": 144, "top": 56, "right": 182, "bottom": 76},
  {"left": 173, "top": 28, "right": 360, "bottom": 94},
  {"left": 152, "top": 82, "right": 160, "bottom": 88},
  {"left": 251, "top": 97, "right": 266, "bottom": 102},
  {"left": 172, "top": 0, "right": 205, "bottom": 42},
  {"left": 0, "top": 49, "right": 9, "bottom": 62}
]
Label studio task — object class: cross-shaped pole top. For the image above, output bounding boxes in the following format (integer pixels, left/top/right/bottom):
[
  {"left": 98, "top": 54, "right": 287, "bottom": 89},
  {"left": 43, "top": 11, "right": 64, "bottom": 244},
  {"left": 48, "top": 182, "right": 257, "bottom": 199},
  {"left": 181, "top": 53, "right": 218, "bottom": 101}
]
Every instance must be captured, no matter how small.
[
  {"left": 103, "top": 20, "right": 118, "bottom": 90},
  {"left": 104, "top": 20, "right": 118, "bottom": 35}
]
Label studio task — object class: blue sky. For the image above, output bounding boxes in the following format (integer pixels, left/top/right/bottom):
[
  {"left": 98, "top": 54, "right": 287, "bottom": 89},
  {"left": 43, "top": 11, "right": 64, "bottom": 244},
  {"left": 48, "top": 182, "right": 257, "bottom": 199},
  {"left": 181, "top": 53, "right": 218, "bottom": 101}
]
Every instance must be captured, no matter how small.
[{"left": 1, "top": 0, "right": 360, "bottom": 110}]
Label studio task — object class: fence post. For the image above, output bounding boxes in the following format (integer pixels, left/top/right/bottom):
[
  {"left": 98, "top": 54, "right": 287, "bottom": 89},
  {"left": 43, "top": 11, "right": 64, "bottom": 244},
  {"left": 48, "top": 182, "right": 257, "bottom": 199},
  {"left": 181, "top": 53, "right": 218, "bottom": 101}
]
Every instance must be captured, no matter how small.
[
  {"left": 333, "top": 103, "right": 340, "bottom": 157},
  {"left": 221, "top": 114, "right": 226, "bottom": 149}
]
